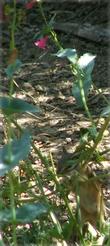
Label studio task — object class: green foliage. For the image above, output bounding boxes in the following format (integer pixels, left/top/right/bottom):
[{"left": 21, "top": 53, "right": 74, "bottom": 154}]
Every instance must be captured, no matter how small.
[
  {"left": 5, "top": 59, "right": 22, "bottom": 79},
  {"left": 1, "top": 1, "right": 110, "bottom": 245},
  {"left": 0, "top": 132, "right": 31, "bottom": 176},
  {"left": 48, "top": 220, "right": 74, "bottom": 240},
  {"left": 55, "top": 48, "right": 77, "bottom": 63},
  {"left": 72, "top": 53, "right": 96, "bottom": 107},
  {"left": 55, "top": 49, "right": 96, "bottom": 108},
  {"left": 0, "top": 203, "right": 48, "bottom": 224},
  {"left": 0, "top": 97, "right": 40, "bottom": 115}
]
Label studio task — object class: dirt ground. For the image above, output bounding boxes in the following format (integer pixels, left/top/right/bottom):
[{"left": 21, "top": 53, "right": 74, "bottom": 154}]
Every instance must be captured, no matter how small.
[{"left": 1, "top": 0, "right": 110, "bottom": 224}]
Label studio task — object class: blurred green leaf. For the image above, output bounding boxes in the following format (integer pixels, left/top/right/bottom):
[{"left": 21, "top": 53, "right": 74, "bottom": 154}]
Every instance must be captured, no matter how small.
[
  {"left": 101, "top": 105, "right": 110, "bottom": 116},
  {"left": 55, "top": 48, "right": 77, "bottom": 63},
  {"left": 62, "top": 221, "right": 74, "bottom": 240},
  {"left": 49, "top": 220, "right": 74, "bottom": 240},
  {"left": 0, "top": 131, "right": 31, "bottom": 176},
  {"left": 49, "top": 227, "right": 62, "bottom": 239},
  {"left": 88, "top": 126, "right": 98, "bottom": 139},
  {"left": 0, "top": 97, "right": 40, "bottom": 115},
  {"left": 33, "top": 25, "right": 50, "bottom": 41},
  {"left": 72, "top": 53, "right": 96, "bottom": 107},
  {"left": 5, "top": 59, "right": 22, "bottom": 78},
  {"left": 48, "top": 14, "right": 56, "bottom": 27},
  {"left": 0, "top": 203, "right": 48, "bottom": 224},
  {"left": 33, "top": 32, "right": 43, "bottom": 41}
]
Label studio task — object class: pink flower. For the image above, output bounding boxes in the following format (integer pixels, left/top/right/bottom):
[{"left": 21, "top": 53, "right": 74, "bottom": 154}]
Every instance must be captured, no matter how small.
[
  {"left": 34, "top": 36, "right": 48, "bottom": 49},
  {"left": 25, "top": 0, "right": 36, "bottom": 9}
]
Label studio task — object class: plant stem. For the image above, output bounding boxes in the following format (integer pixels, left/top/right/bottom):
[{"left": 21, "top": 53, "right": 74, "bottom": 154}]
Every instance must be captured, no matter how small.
[
  {"left": 82, "top": 115, "right": 110, "bottom": 170},
  {"left": 38, "top": 1, "right": 62, "bottom": 49},
  {"left": 10, "top": 0, "right": 16, "bottom": 50},
  {"left": 6, "top": 116, "right": 17, "bottom": 245},
  {"left": 9, "top": 0, "right": 16, "bottom": 97},
  {"left": 9, "top": 172, "right": 17, "bottom": 246},
  {"left": 12, "top": 119, "right": 83, "bottom": 239},
  {"left": 11, "top": 120, "right": 64, "bottom": 240}
]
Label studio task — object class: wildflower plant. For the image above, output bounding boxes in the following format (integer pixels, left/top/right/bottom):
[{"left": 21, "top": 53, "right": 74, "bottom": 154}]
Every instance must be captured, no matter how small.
[{"left": 1, "top": 0, "right": 110, "bottom": 245}]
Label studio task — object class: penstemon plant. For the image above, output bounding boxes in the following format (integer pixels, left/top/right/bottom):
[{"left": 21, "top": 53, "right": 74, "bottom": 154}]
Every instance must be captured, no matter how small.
[
  {"left": 1, "top": 1, "right": 71, "bottom": 245},
  {"left": 35, "top": 0, "right": 110, "bottom": 236},
  {"left": 0, "top": 1, "right": 48, "bottom": 245},
  {"left": 1, "top": 0, "right": 110, "bottom": 245}
]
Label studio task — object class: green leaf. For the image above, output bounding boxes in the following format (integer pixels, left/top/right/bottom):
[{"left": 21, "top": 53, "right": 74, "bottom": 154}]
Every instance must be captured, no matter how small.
[
  {"left": 78, "top": 53, "right": 96, "bottom": 72},
  {"left": 49, "top": 227, "right": 62, "bottom": 239},
  {"left": 16, "top": 203, "right": 48, "bottom": 223},
  {"left": 5, "top": 59, "right": 22, "bottom": 78},
  {"left": 88, "top": 126, "right": 98, "bottom": 139},
  {"left": 72, "top": 53, "right": 96, "bottom": 107},
  {"left": 0, "top": 203, "right": 48, "bottom": 224},
  {"left": 0, "top": 97, "right": 40, "bottom": 115},
  {"left": 0, "top": 131, "right": 31, "bottom": 176},
  {"left": 48, "top": 14, "right": 56, "bottom": 27},
  {"left": 55, "top": 48, "right": 77, "bottom": 63},
  {"left": 72, "top": 79, "right": 84, "bottom": 106},
  {"left": 33, "top": 32, "right": 44, "bottom": 41},
  {"left": 33, "top": 26, "right": 50, "bottom": 41},
  {"left": 62, "top": 221, "right": 74, "bottom": 240},
  {"left": 101, "top": 105, "right": 110, "bottom": 116}
]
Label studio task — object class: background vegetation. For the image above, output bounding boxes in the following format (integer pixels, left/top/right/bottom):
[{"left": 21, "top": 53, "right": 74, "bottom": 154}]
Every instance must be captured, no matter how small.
[{"left": 0, "top": 0, "right": 110, "bottom": 245}]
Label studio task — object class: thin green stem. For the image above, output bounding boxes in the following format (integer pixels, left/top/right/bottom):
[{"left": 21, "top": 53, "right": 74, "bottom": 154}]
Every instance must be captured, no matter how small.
[
  {"left": 9, "top": 0, "right": 16, "bottom": 97},
  {"left": 10, "top": 0, "right": 16, "bottom": 50},
  {"left": 79, "top": 78, "right": 94, "bottom": 124},
  {"left": 9, "top": 172, "right": 17, "bottom": 246},
  {"left": 35, "top": 171, "right": 63, "bottom": 238},
  {"left": 38, "top": 1, "right": 48, "bottom": 25},
  {"left": 6, "top": 116, "right": 17, "bottom": 246},
  {"left": 9, "top": 79, "right": 14, "bottom": 98},
  {"left": 82, "top": 115, "right": 110, "bottom": 169},
  {"left": 73, "top": 64, "right": 95, "bottom": 127},
  {"left": 11, "top": 120, "right": 64, "bottom": 239},
  {"left": 12, "top": 119, "right": 83, "bottom": 239},
  {"left": 38, "top": 2, "right": 95, "bottom": 130},
  {"left": 38, "top": 1, "right": 62, "bottom": 49},
  {"left": 32, "top": 146, "right": 82, "bottom": 238}
]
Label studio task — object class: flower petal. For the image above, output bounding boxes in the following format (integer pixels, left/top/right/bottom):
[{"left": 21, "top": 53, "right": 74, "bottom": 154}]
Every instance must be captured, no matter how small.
[
  {"left": 25, "top": 0, "right": 36, "bottom": 9},
  {"left": 34, "top": 36, "right": 48, "bottom": 49}
]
